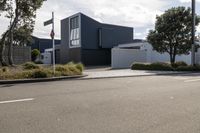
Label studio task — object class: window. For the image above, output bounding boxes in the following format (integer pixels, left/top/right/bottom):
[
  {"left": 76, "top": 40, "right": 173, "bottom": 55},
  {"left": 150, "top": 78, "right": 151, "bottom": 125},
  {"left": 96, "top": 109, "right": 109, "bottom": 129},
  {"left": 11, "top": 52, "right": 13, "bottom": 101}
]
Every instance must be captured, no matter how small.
[{"left": 70, "top": 16, "right": 80, "bottom": 47}]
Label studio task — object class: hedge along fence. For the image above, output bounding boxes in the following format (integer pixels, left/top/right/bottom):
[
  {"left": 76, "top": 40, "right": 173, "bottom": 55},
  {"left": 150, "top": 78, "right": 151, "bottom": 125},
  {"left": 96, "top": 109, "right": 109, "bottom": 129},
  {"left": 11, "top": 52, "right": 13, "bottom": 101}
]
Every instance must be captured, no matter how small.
[
  {"left": 0, "top": 62, "right": 84, "bottom": 80},
  {"left": 131, "top": 62, "right": 200, "bottom": 71}
]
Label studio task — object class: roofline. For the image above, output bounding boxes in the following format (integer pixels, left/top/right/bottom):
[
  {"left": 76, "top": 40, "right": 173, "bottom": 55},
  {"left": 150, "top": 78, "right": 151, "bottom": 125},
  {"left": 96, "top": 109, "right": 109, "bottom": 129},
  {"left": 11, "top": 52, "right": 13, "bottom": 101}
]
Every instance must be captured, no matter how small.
[{"left": 61, "top": 12, "right": 134, "bottom": 29}]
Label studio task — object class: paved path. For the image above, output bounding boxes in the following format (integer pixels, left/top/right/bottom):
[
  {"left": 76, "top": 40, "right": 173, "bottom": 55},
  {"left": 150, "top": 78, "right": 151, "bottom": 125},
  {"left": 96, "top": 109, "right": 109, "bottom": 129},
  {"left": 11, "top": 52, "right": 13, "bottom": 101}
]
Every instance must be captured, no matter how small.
[{"left": 83, "top": 69, "right": 187, "bottom": 79}]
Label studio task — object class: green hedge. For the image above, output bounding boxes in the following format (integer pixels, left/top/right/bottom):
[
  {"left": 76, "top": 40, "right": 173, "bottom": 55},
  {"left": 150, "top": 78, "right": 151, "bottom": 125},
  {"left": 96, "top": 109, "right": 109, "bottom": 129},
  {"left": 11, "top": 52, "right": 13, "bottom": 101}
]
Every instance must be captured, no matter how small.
[
  {"left": 131, "top": 62, "right": 200, "bottom": 71},
  {"left": 176, "top": 66, "right": 200, "bottom": 71},
  {"left": 131, "top": 62, "right": 174, "bottom": 71}
]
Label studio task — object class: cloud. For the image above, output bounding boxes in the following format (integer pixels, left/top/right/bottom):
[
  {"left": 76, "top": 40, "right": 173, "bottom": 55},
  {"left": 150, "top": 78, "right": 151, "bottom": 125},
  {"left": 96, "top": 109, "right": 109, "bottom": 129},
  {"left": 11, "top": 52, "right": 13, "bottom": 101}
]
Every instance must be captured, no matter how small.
[
  {"left": 1, "top": 0, "right": 198, "bottom": 39},
  {"left": 31, "top": 0, "right": 170, "bottom": 39}
]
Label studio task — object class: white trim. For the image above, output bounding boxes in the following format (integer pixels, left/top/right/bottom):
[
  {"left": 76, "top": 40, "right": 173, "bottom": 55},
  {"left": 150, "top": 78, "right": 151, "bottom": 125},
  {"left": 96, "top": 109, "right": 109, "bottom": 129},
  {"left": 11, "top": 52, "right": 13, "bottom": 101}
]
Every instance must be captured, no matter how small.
[{"left": 69, "top": 13, "right": 81, "bottom": 48}]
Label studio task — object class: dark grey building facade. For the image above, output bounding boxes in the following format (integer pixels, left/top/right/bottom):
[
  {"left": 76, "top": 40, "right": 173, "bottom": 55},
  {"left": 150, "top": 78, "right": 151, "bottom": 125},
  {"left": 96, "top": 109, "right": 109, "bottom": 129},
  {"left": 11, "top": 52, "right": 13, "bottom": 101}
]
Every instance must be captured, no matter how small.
[
  {"left": 31, "top": 36, "right": 61, "bottom": 53},
  {"left": 60, "top": 13, "right": 134, "bottom": 66}
]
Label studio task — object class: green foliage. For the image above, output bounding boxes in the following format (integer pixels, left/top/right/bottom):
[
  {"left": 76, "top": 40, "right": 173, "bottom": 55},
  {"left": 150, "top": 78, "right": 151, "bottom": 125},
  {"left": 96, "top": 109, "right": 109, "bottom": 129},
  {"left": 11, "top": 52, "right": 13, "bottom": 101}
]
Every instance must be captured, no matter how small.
[
  {"left": 31, "top": 49, "right": 40, "bottom": 61},
  {"left": 13, "top": 23, "right": 34, "bottom": 46},
  {"left": 34, "top": 60, "right": 43, "bottom": 64},
  {"left": 0, "top": 63, "right": 83, "bottom": 80},
  {"left": 176, "top": 66, "right": 200, "bottom": 71},
  {"left": 1, "top": 67, "right": 8, "bottom": 72},
  {"left": 0, "top": 0, "right": 46, "bottom": 65},
  {"left": 147, "top": 7, "right": 200, "bottom": 64},
  {"left": 76, "top": 63, "right": 84, "bottom": 72},
  {"left": 31, "top": 69, "right": 48, "bottom": 78},
  {"left": 131, "top": 62, "right": 200, "bottom": 71},
  {"left": 23, "top": 62, "right": 40, "bottom": 70},
  {"left": 172, "top": 61, "right": 188, "bottom": 68},
  {"left": 131, "top": 62, "right": 174, "bottom": 71},
  {"left": 55, "top": 62, "right": 84, "bottom": 76}
]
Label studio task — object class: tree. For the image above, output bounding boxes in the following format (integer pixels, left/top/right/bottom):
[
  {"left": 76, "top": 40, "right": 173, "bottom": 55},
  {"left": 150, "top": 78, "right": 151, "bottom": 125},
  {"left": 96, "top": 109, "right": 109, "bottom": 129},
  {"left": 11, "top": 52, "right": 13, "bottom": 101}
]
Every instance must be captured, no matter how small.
[
  {"left": 0, "top": 0, "right": 46, "bottom": 66},
  {"left": 147, "top": 7, "right": 200, "bottom": 64},
  {"left": 31, "top": 49, "right": 40, "bottom": 61},
  {"left": 13, "top": 19, "right": 35, "bottom": 46}
]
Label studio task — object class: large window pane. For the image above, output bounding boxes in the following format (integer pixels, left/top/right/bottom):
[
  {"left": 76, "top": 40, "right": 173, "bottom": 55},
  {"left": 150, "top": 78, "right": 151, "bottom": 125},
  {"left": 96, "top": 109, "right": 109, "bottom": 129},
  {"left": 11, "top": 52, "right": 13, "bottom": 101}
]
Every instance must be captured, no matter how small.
[{"left": 70, "top": 16, "right": 80, "bottom": 47}]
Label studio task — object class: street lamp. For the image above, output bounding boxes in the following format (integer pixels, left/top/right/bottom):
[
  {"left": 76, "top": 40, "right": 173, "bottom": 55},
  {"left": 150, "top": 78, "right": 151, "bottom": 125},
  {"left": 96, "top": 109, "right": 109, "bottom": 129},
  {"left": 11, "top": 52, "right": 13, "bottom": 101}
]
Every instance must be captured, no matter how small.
[{"left": 191, "top": 0, "right": 196, "bottom": 66}]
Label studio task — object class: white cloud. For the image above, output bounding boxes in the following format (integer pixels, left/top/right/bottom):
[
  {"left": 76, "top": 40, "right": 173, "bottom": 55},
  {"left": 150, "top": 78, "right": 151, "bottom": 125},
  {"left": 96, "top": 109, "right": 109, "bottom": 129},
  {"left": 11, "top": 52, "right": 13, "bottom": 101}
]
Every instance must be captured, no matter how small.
[
  {"left": 1, "top": 0, "right": 197, "bottom": 39},
  {"left": 32, "top": 0, "right": 169, "bottom": 39}
]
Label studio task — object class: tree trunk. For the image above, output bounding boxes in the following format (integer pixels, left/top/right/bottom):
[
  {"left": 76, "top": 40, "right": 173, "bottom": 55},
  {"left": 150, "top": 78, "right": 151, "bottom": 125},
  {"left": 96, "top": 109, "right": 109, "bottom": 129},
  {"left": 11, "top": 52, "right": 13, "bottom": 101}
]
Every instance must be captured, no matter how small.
[
  {"left": 8, "top": 29, "right": 14, "bottom": 66},
  {"left": 170, "top": 54, "right": 175, "bottom": 64},
  {"left": 0, "top": 31, "right": 9, "bottom": 66},
  {"left": 7, "top": 4, "right": 19, "bottom": 66}
]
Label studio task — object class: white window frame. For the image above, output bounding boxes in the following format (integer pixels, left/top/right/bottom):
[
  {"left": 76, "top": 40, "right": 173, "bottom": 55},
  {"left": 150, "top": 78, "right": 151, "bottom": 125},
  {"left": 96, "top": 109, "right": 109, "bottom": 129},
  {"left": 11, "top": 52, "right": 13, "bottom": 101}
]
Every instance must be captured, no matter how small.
[{"left": 69, "top": 13, "right": 81, "bottom": 48}]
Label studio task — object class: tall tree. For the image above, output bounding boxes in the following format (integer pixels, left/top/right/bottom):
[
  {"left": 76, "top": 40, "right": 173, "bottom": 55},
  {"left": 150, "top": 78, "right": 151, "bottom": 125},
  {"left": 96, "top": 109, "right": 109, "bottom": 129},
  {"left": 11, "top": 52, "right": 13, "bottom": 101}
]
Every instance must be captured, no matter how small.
[
  {"left": 147, "top": 7, "right": 200, "bottom": 64},
  {"left": 0, "top": 0, "right": 46, "bottom": 66}
]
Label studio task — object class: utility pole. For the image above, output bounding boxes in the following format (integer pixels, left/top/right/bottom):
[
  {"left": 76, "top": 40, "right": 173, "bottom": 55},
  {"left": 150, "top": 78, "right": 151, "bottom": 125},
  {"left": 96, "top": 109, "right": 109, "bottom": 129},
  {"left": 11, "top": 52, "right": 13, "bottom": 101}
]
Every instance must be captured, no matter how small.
[
  {"left": 52, "top": 12, "right": 55, "bottom": 75},
  {"left": 191, "top": 0, "right": 196, "bottom": 66},
  {"left": 44, "top": 12, "right": 55, "bottom": 75}
]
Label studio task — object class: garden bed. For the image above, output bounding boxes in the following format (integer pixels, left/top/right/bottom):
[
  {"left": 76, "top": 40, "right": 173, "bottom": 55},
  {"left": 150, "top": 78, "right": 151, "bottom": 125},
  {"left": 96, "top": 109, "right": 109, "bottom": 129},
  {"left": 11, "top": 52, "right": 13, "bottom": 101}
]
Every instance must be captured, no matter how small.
[{"left": 0, "top": 62, "right": 84, "bottom": 80}]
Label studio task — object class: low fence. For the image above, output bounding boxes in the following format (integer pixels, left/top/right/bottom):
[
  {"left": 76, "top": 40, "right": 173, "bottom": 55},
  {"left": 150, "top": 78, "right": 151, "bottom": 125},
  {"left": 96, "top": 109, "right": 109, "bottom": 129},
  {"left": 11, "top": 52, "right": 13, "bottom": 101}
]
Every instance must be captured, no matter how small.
[
  {"left": 3, "top": 46, "right": 31, "bottom": 65},
  {"left": 112, "top": 48, "right": 147, "bottom": 69}
]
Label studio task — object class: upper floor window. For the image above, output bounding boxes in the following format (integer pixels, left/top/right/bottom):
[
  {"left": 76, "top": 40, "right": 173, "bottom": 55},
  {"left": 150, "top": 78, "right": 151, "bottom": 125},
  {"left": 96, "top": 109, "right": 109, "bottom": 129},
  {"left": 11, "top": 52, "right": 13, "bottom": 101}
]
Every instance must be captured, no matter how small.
[{"left": 70, "top": 16, "right": 80, "bottom": 47}]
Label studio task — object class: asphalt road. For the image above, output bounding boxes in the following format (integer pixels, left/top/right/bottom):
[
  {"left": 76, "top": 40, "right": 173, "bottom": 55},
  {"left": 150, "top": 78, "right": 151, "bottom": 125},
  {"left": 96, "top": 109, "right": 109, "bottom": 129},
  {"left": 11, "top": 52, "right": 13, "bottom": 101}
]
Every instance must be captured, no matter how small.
[{"left": 1, "top": 73, "right": 200, "bottom": 133}]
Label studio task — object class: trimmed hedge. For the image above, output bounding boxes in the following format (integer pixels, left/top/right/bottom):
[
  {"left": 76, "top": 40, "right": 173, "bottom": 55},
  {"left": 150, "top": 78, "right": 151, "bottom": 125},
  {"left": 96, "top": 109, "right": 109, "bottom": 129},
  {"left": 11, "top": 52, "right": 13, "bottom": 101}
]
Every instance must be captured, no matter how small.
[
  {"left": 176, "top": 66, "right": 200, "bottom": 71},
  {"left": 131, "top": 62, "right": 200, "bottom": 71},
  {"left": 131, "top": 62, "right": 174, "bottom": 71},
  {"left": 172, "top": 61, "right": 187, "bottom": 68}
]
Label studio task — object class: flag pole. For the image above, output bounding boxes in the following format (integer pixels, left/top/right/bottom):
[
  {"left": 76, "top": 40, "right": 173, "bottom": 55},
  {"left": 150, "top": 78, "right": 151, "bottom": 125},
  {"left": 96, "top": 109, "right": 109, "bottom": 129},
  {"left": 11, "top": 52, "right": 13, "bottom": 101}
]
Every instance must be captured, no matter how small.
[{"left": 52, "top": 12, "right": 55, "bottom": 75}]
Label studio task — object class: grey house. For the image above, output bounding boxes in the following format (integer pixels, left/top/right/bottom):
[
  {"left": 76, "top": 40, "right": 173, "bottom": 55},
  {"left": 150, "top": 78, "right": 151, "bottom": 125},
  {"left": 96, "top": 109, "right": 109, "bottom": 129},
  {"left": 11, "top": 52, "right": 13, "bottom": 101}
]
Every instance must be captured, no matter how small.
[{"left": 60, "top": 13, "right": 134, "bottom": 66}]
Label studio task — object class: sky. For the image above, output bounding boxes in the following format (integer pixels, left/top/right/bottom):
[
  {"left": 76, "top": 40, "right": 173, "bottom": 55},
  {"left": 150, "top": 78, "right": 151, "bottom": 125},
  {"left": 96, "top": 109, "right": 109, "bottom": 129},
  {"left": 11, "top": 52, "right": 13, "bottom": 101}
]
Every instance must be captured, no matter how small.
[{"left": 1, "top": 0, "right": 200, "bottom": 40}]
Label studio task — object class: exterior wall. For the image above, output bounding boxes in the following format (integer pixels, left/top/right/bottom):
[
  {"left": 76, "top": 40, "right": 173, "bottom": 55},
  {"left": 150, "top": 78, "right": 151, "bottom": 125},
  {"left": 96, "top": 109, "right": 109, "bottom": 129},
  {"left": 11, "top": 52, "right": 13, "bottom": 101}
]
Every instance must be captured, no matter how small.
[
  {"left": 112, "top": 48, "right": 147, "bottom": 69},
  {"left": 100, "top": 24, "right": 134, "bottom": 48},
  {"left": 60, "top": 16, "right": 81, "bottom": 64},
  {"left": 4, "top": 46, "right": 31, "bottom": 65},
  {"left": 81, "top": 14, "right": 101, "bottom": 50},
  {"left": 81, "top": 49, "right": 111, "bottom": 66},
  {"left": 31, "top": 36, "right": 61, "bottom": 53},
  {"left": 60, "top": 13, "right": 134, "bottom": 66},
  {"left": 112, "top": 42, "right": 195, "bottom": 69},
  {"left": 60, "top": 18, "right": 70, "bottom": 64}
]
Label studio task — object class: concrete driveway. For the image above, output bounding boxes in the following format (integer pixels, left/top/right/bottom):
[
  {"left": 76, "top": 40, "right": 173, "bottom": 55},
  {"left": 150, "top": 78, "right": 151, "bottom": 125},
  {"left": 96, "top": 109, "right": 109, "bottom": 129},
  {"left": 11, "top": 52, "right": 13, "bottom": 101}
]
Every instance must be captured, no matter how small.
[{"left": 0, "top": 73, "right": 200, "bottom": 133}]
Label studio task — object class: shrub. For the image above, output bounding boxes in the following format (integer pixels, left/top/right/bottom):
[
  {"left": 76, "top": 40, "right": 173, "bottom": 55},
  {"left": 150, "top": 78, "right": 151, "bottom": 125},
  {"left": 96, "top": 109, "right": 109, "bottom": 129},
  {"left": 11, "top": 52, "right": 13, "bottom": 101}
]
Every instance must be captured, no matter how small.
[
  {"left": 131, "top": 63, "right": 149, "bottom": 70},
  {"left": 31, "top": 49, "right": 40, "bottom": 61},
  {"left": 150, "top": 62, "right": 174, "bottom": 71},
  {"left": 31, "top": 69, "right": 48, "bottom": 78},
  {"left": 67, "top": 61, "right": 75, "bottom": 66},
  {"left": 176, "top": 66, "right": 200, "bottom": 71},
  {"left": 23, "top": 62, "right": 40, "bottom": 70},
  {"left": 1, "top": 67, "right": 9, "bottom": 73},
  {"left": 34, "top": 60, "right": 43, "bottom": 64},
  {"left": 68, "top": 65, "right": 81, "bottom": 75},
  {"left": 131, "top": 62, "right": 174, "bottom": 71},
  {"left": 56, "top": 65, "right": 67, "bottom": 72},
  {"left": 172, "top": 61, "right": 187, "bottom": 68},
  {"left": 76, "top": 63, "right": 84, "bottom": 72}
]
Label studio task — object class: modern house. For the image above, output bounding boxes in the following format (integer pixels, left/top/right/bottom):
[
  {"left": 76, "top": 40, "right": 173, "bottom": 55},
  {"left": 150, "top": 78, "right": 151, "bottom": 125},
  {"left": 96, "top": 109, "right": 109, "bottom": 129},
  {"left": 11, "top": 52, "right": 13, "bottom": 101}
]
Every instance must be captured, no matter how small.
[
  {"left": 60, "top": 13, "right": 134, "bottom": 66},
  {"left": 31, "top": 36, "right": 61, "bottom": 53}
]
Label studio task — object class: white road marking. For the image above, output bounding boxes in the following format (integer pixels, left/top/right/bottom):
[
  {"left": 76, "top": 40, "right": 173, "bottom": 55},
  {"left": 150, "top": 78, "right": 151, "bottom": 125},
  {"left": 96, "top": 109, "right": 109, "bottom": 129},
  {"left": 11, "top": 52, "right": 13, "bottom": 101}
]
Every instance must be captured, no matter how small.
[
  {"left": 0, "top": 98, "right": 34, "bottom": 104},
  {"left": 184, "top": 79, "right": 200, "bottom": 83}
]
